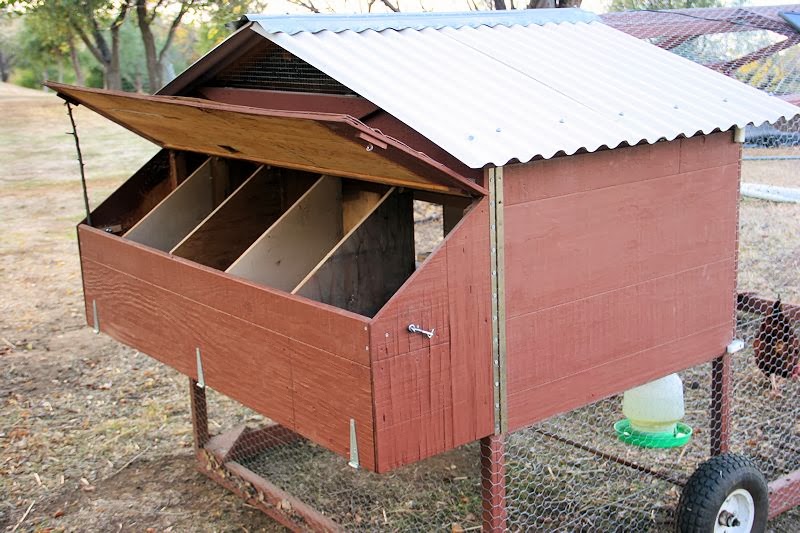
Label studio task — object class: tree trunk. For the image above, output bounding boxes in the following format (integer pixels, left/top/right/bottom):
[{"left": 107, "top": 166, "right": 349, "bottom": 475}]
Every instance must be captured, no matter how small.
[
  {"left": 69, "top": 39, "right": 85, "bottom": 86},
  {"left": 136, "top": 0, "right": 162, "bottom": 92},
  {"left": 0, "top": 51, "right": 9, "bottom": 82},
  {"left": 107, "top": 21, "right": 123, "bottom": 90}
]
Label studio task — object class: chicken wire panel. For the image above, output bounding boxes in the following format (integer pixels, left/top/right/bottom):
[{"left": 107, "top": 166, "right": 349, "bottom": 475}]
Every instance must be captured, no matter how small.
[
  {"left": 207, "top": 40, "right": 356, "bottom": 94},
  {"left": 492, "top": 367, "right": 712, "bottom": 533},
  {"left": 198, "top": 387, "right": 484, "bottom": 532}
]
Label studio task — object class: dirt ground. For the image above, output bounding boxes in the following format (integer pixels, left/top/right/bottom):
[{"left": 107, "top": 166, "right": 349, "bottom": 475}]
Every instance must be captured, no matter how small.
[
  {"left": 1, "top": 81, "right": 799, "bottom": 532},
  {"left": 0, "top": 83, "right": 284, "bottom": 532}
]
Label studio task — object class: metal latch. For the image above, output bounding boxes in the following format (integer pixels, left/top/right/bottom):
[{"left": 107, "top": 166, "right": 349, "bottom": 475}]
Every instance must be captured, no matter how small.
[{"left": 408, "top": 324, "right": 435, "bottom": 339}]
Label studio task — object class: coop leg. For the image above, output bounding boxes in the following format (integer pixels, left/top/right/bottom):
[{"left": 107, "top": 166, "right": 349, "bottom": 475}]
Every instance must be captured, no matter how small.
[
  {"left": 710, "top": 353, "right": 732, "bottom": 456},
  {"left": 189, "top": 378, "right": 209, "bottom": 450},
  {"left": 480, "top": 434, "right": 507, "bottom": 533}
]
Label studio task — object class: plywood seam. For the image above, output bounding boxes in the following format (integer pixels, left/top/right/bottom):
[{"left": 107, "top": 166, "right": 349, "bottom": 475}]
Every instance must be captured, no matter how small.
[
  {"left": 505, "top": 161, "right": 740, "bottom": 207},
  {"left": 82, "top": 257, "right": 371, "bottom": 370},
  {"left": 507, "top": 255, "right": 737, "bottom": 321},
  {"left": 508, "top": 321, "right": 732, "bottom": 399}
]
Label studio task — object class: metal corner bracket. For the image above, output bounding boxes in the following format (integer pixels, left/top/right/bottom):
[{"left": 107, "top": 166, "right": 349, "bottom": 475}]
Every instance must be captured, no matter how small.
[
  {"left": 92, "top": 300, "right": 100, "bottom": 334},
  {"left": 348, "top": 418, "right": 359, "bottom": 469},
  {"left": 196, "top": 348, "right": 205, "bottom": 388}
]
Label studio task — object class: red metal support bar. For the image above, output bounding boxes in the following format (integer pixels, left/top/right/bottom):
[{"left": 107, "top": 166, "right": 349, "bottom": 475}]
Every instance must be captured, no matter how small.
[
  {"left": 189, "top": 378, "right": 209, "bottom": 450},
  {"left": 710, "top": 354, "right": 733, "bottom": 456},
  {"left": 480, "top": 434, "right": 508, "bottom": 533},
  {"left": 769, "top": 469, "right": 800, "bottom": 519}
]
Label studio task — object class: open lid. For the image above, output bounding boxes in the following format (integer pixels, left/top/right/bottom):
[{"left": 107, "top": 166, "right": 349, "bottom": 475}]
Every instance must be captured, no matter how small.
[{"left": 47, "top": 83, "right": 486, "bottom": 197}]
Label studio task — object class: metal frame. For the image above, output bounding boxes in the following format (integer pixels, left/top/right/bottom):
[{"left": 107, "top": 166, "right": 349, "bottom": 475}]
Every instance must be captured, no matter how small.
[{"left": 487, "top": 166, "right": 508, "bottom": 435}]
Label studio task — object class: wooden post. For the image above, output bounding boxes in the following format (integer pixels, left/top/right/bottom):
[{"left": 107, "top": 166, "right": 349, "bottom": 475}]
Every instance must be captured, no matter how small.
[
  {"left": 710, "top": 353, "right": 732, "bottom": 456},
  {"left": 189, "top": 378, "right": 209, "bottom": 450},
  {"left": 480, "top": 434, "right": 507, "bottom": 533},
  {"left": 168, "top": 149, "right": 188, "bottom": 190}
]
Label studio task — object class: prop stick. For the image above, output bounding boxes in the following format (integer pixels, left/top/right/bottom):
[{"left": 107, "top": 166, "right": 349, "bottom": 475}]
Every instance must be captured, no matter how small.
[{"left": 66, "top": 101, "right": 92, "bottom": 226}]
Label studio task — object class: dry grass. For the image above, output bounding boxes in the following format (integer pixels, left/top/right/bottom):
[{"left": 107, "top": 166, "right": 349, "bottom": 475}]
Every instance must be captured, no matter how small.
[{"left": 0, "top": 83, "right": 282, "bottom": 532}]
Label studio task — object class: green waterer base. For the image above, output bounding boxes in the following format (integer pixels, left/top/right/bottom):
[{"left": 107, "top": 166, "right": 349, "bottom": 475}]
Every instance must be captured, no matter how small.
[{"left": 614, "top": 419, "right": 692, "bottom": 449}]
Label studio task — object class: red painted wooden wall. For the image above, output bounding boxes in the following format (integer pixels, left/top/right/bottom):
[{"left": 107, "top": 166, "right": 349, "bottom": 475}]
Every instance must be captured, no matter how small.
[
  {"left": 370, "top": 197, "right": 494, "bottom": 471},
  {"left": 502, "top": 132, "right": 740, "bottom": 431}
]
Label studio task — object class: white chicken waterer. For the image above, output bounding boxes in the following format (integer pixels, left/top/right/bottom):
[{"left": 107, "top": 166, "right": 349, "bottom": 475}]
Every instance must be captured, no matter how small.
[{"left": 614, "top": 374, "right": 692, "bottom": 448}]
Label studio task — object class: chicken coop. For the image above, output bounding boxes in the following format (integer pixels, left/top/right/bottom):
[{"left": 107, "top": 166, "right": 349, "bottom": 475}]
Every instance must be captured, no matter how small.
[{"left": 50, "top": 8, "right": 800, "bottom": 532}]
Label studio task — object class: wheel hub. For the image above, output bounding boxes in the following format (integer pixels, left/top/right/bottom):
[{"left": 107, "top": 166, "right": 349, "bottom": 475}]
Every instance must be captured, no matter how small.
[{"left": 715, "top": 489, "right": 755, "bottom": 533}]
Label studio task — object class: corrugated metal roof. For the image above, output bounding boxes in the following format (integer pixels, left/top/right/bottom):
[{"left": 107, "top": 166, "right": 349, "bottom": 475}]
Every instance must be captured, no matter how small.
[
  {"left": 249, "top": 16, "right": 798, "bottom": 168},
  {"left": 240, "top": 8, "right": 598, "bottom": 35}
]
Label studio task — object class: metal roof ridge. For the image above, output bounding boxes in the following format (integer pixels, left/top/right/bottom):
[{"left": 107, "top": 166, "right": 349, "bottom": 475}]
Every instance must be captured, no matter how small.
[{"left": 240, "top": 8, "right": 599, "bottom": 35}]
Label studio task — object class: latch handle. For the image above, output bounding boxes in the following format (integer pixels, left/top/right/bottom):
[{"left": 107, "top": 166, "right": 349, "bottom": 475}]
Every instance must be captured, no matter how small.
[{"left": 408, "top": 324, "right": 435, "bottom": 339}]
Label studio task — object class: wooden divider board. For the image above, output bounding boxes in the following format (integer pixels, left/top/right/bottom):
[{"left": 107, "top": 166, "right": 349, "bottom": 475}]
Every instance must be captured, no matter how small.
[
  {"left": 226, "top": 175, "right": 345, "bottom": 292},
  {"left": 294, "top": 188, "right": 415, "bottom": 318},
  {"left": 124, "top": 157, "right": 215, "bottom": 251},
  {"left": 169, "top": 166, "right": 319, "bottom": 271}
]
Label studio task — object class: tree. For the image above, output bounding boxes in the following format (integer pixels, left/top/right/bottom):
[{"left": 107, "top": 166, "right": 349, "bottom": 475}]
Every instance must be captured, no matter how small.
[
  {"left": 68, "top": 0, "right": 131, "bottom": 90},
  {"left": 24, "top": 7, "right": 86, "bottom": 85},
  {"left": 134, "top": 0, "right": 193, "bottom": 92},
  {"left": 0, "top": 12, "right": 20, "bottom": 82}
]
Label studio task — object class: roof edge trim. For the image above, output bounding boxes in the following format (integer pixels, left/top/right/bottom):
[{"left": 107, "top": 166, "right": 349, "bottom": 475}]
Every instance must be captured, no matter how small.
[{"left": 239, "top": 8, "right": 599, "bottom": 35}]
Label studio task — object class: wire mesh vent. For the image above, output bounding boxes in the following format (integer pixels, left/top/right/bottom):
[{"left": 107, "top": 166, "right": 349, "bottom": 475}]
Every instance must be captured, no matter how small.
[{"left": 207, "top": 42, "right": 356, "bottom": 95}]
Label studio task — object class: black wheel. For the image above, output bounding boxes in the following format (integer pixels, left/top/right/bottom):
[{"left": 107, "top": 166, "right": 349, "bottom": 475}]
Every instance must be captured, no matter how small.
[{"left": 675, "top": 453, "right": 768, "bottom": 533}]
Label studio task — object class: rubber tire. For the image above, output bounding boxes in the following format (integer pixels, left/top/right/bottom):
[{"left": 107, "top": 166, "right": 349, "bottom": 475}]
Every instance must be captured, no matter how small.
[{"left": 675, "top": 453, "right": 768, "bottom": 533}]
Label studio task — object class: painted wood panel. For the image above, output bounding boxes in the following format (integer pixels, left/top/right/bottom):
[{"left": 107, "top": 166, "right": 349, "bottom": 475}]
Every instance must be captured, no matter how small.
[
  {"left": 506, "top": 324, "right": 733, "bottom": 430},
  {"left": 503, "top": 135, "right": 740, "bottom": 430},
  {"left": 79, "top": 226, "right": 370, "bottom": 365},
  {"left": 370, "top": 198, "right": 494, "bottom": 472},
  {"left": 504, "top": 163, "right": 739, "bottom": 318},
  {"left": 82, "top": 259, "right": 295, "bottom": 429},
  {"left": 679, "top": 131, "right": 740, "bottom": 173},
  {"left": 81, "top": 254, "right": 374, "bottom": 470},
  {"left": 503, "top": 140, "right": 681, "bottom": 206},
  {"left": 506, "top": 259, "right": 735, "bottom": 391}
]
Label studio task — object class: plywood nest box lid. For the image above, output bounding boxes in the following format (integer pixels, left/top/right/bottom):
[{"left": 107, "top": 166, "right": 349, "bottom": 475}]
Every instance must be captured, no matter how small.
[{"left": 50, "top": 9, "right": 800, "bottom": 473}]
